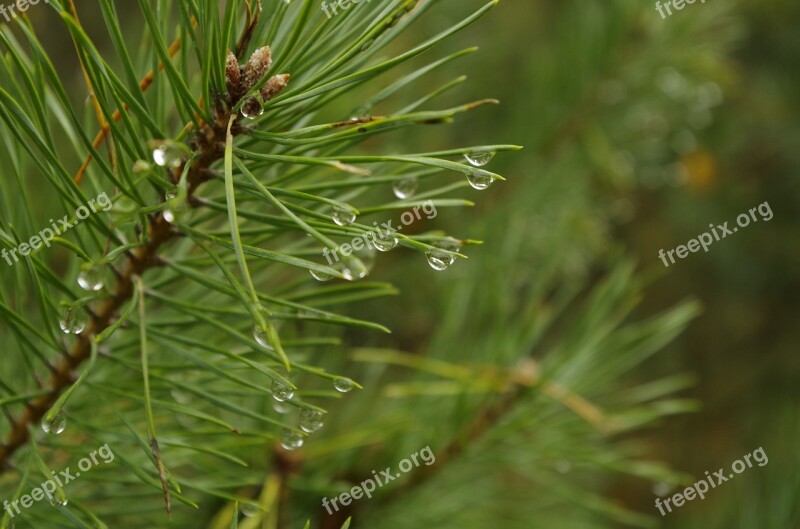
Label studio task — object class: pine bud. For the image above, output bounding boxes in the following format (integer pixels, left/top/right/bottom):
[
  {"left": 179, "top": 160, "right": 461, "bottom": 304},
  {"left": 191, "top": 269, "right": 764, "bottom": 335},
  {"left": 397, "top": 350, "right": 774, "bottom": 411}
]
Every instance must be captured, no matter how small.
[
  {"left": 260, "top": 74, "right": 291, "bottom": 101},
  {"left": 225, "top": 50, "right": 241, "bottom": 101},
  {"left": 242, "top": 46, "right": 273, "bottom": 91}
]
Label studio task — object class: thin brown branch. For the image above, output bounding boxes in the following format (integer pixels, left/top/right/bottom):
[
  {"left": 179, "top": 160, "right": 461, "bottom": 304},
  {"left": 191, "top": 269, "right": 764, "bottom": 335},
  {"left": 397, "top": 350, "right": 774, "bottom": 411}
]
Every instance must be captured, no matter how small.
[
  {"left": 316, "top": 358, "right": 609, "bottom": 527},
  {"left": 150, "top": 437, "right": 172, "bottom": 517},
  {"left": 74, "top": 23, "right": 191, "bottom": 184},
  {"left": 0, "top": 110, "right": 236, "bottom": 473},
  {"left": 66, "top": 0, "right": 108, "bottom": 142},
  {"left": 236, "top": 0, "right": 262, "bottom": 59}
]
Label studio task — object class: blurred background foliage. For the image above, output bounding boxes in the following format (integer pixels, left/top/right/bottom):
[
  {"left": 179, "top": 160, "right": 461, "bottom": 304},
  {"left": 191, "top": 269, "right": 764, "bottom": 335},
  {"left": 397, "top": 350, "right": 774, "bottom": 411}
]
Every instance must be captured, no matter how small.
[
  {"left": 4, "top": 0, "right": 798, "bottom": 527},
  {"left": 347, "top": 0, "right": 800, "bottom": 526}
]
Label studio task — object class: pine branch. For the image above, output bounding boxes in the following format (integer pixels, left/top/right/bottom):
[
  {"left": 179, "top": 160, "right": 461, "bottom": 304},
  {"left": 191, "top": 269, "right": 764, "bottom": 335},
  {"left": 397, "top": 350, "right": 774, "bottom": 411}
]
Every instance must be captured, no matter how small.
[{"left": 0, "top": 89, "right": 236, "bottom": 471}]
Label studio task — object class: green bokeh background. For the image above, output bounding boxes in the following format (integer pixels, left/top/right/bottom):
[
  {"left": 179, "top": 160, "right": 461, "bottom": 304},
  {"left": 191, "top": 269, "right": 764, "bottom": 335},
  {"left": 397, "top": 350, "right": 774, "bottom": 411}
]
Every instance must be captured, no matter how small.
[{"left": 359, "top": 0, "right": 800, "bottom": 525}]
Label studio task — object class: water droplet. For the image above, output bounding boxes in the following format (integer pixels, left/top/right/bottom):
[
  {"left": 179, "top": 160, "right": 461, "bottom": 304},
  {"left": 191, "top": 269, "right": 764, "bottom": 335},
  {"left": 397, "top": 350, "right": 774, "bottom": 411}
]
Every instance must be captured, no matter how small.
[
  {"left": 111, "top": 196, "right": 138, "bottom": 220},
  {"left": 58, "top": 305, "right": 87, "bottom": 335},
  {"left": 372, "top": 231, "right": 398, "bottom": 252},
  {"left": 132, "top": 160, "right": 151, "bottom": 173},
  {"left": 465, "top": 168, "right": 494, "bottom": 190},
  {"left": 437, "top": 237, "right": 462, "bottom": 252},
  {"left": 425, "top": 251, "right": 453, "bottom": 271},
  {"left": 652, "top": 482, "right": 673, "bottom": 497},
  {"left": 151, "top": 141, "right": 183, "bottom": 168},
  {"left": 331, "top": 205, "right": 357, "bottom": 226},
  {"left": 341, "top": 258, "right": 367, "bottom": 281},
  {"left": 48, "top": 494, "right": 68, "bottom": 508},
  {"left": 41, "top": 412, "right": 67, "bottom": 435},
  {"left": 300, "top": 409, "right": 324, "bottom": 433},
  {"left": 241, "top": 97, "right": 264, "bottom": 119},
  {"left": 425, "top": 238, "right": 460, "bottom": 271},
  {"left": 464, "top": 151, "right": 496, "bottom": 167},
  {"left": 241, "top": 504, "right": 260, "bottom": 517},
  {"left": 696, "top": 81, "right": 723, "bottom": 109},
  {"left": 392, "top": 177, "right": 418, "bottom": 199},
  {"left": 77, "top": 266, "right": 105, "bottom": 291},
  {"left": 163, "top": 193, "right": 190, "bottom": 224},
  {"left": 309, "top": 269, "right": 334, "bottom": 282},
  {"left": 333, "top": 378, "right": 355, "bottom": 393},
  {"left": 171, "top": 390, "right": 191, "bottom": 405},
  {"left": 271, "top": 378, "right": 295, "bottom": 402},
  {"left": 273, "top": 401, "right": 291, "bottom": 414},
  {"left": 253, "top": 325, "right": 273, "bottom": 350},
  {"left": 657, "top": 67, "right": 687, "bottom": 99},
  {"left": 353, "top": 244, "right": 376, "bottom": 274},
  {"left": 279, "top": 429, "right": 304, "bottom": 451},
  {"left": 555, "top": 460, "right": 572, "bottom": 474}
]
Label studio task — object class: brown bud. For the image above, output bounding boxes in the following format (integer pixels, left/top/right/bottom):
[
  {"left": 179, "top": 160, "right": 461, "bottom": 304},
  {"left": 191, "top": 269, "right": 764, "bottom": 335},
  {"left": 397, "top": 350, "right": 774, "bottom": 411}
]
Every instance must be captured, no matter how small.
[
  {"left": 260, "top": 74, "right": 291, "bottom": 101},
  {"left": 242, "top": 46, "right": 272, "bottom": 91},
  {"left": 225, "top": 50, "right": 241, "bottom": 100}
]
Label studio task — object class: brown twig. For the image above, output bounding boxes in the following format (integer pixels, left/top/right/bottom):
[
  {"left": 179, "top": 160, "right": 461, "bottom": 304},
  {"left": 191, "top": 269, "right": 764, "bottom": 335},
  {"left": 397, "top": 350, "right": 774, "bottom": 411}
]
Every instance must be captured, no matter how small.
[
  {"left": 73, "top": 24, "right": 191, "bottom": 184},
  {"left": 394, "top": 359, "right": 608, "bottom": 494},
  {"left": 0, "top": 106, "right": 236, "bottom": 473},
  {"left": 317, "top": 358, "right": 609, "bottom": 527}
]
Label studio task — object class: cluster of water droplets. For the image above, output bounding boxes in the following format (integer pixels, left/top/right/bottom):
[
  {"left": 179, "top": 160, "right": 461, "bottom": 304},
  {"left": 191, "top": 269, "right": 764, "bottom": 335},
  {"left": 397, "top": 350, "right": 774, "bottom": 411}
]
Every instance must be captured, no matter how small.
[
  {"left": 310, "top": 225, "right": 396, "bottom": 283},
  {"left": 425, "top": 237, "right": 462, "bottom": 271},
  {"left": 274, "top": 376, "right": 358, "bottom": 451},
  {"left": 464, "top": 151, "right": 495, "bottom": 167},
  {"left": 58, "top": 303, "right": 87, "bottom": 335},
  {"left": 463, "top": 151, "right": 497, "bottom": 190},
  {"left": 268, "top": 367, "right": 303, "bottom": 451}
]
